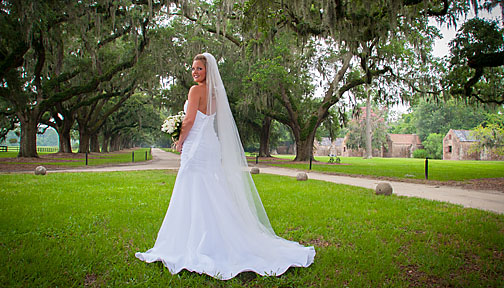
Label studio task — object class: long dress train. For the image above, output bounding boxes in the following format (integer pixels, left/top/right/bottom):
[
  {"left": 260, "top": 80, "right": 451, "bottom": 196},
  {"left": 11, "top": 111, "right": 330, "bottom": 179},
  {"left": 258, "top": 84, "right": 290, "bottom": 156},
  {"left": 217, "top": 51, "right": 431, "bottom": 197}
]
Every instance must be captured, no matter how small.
[{"left": 135, "top": 107, "right": 315, "bottom": 280}]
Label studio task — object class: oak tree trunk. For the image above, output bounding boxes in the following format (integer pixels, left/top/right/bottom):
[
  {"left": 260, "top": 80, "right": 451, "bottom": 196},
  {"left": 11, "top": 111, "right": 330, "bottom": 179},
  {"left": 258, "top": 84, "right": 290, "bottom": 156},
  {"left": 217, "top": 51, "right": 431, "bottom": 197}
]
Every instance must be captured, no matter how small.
[
  {"left": 18, "top": 118, "right": 39, "bottom": 158},
  {"left": 90, "top": 133, "right": 100, "bottom": 152},
  {"left": 101, "top": 134, "right": 110, "bottom": 153},
  {"left": 78, "top": 125, "right": 90, "bottom": 153},
  {"left": 55, "top": 115, "right": 74, "bottom": 153},
  {"left": 364, "top": 85, "right": 373, "bottom": 159},
  {"left": 294, "top": 131, "right": 316, "bottom": 161},
  {"left": 58, "top": 129, "right": 73, "bottom": 153},
  {"left": 259, "top": 116, "right": 272, "bottom": 157},
  {"left": 110, "top": 134, "right": 121, "bottom": 152}
]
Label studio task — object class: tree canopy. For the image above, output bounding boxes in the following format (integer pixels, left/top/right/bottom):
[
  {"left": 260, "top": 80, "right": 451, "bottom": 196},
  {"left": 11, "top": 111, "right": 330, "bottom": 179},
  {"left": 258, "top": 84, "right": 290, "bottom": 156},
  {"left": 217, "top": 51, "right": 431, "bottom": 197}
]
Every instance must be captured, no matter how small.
[
  {"left": 447, "top": 17, "right": 504, "bottom": 104},
  {"left": 1, "top": 0, "right": 502, "bottom": 161}
]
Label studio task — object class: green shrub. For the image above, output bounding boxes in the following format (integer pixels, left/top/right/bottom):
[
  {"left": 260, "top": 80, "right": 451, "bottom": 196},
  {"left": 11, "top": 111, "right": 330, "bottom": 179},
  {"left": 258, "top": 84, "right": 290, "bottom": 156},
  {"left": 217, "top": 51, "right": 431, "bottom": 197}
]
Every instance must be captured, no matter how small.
[
  {"left": 413, "top": 148, "right": 428, "bottom": 158},
  {"left": 423, "top": 133, "right": 444, "bottom": 159}
]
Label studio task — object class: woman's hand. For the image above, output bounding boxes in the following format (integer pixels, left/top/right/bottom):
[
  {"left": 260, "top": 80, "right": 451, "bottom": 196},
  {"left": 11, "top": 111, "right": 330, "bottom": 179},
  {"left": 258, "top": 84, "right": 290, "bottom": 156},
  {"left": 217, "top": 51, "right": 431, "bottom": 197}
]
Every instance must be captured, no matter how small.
[{"left": 175, "top": 140, "right": 183, "bottom": 153}]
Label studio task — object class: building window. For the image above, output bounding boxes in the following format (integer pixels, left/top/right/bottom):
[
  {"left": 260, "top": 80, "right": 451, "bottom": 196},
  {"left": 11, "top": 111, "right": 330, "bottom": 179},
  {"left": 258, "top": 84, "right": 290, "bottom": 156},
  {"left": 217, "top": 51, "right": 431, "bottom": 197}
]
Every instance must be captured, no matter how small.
[
  {"left": 448, "top": 134, "right": 452, "bottom": 140},
  {"left": 448, "top": 146, "right": 452, "bottom": 153}
]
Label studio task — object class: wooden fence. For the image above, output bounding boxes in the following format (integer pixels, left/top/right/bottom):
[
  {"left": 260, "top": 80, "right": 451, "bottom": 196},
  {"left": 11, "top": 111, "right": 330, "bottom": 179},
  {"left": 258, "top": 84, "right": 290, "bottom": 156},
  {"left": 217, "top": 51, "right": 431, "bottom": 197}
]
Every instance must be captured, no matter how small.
[{"left": 1, "top": 146, "right": 59, "bottom": 153}]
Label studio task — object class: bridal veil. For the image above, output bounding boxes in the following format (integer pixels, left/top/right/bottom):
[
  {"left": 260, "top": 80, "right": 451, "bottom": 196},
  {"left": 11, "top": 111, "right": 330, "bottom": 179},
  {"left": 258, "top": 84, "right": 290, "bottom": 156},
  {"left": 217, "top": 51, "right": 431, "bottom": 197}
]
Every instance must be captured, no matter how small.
[{"left": 202, "top": 52, "right": 276, "bottom": 237}]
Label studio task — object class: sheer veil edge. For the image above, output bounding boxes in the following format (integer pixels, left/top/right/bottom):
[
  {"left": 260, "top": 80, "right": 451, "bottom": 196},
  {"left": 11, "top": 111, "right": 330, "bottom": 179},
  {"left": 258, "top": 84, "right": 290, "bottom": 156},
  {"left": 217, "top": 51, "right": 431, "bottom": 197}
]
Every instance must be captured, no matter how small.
[{"left": 203, "top": 52, "right": 276, "bottom": 236}]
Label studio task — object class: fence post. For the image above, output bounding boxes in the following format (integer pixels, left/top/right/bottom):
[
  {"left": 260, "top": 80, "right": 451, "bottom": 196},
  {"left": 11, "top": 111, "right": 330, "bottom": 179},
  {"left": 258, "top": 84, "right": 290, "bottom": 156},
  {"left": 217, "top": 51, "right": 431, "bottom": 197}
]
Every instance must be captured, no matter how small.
[
  {"left": 425, "top": 157, "right": 429, "bottom": 180},
  {"left": 145, "top": 151, "right": 148, "bottom": 160},
  {"left": 132, "top": 151, "right": 135, "bottom": 162},
  {"left": 309, "top": 156, "right": 313, "bottom": 170},
  {"left": 256, "top": 155, "right": 259, "bottom": 164},
  {"left": 85, "top": 152, "right": 88, "bottom": 166}
]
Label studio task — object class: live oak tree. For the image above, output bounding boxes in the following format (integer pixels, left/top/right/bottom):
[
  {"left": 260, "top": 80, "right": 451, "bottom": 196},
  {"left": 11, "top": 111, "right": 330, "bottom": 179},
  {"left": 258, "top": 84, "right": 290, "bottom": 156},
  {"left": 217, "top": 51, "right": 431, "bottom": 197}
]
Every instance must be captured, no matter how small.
[
  {"left": 99, "top": 92, "right": 162, "bottom": 152},
  {"left": 169, "top": 1, "right": 453, "bottom": 161},
  {"left": 222, "top": 0, "right": 460, "bottom": 161},
  {"left": 0, "top": 0, "right": 171, "bottom": 157},
  {"left": 180, "top": 2, "right": 281, "bottom": 157},
  {"left": 447, "top": 17, "right": 504, "bottom": 104}
]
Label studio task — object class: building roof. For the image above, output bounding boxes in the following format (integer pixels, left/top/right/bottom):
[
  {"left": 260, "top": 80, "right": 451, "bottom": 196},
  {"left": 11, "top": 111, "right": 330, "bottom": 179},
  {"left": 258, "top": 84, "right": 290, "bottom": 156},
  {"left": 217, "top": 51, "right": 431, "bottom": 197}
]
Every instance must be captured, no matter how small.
[
  {"left": 388, "top": 134, "right": 422, "bottom": 145},
  {"left": 316, "top": 137, "right": 345, "bottom": 147},
  {"left": 320, "top": 137, "right": 332, "bottom": 146},
  {"left": 452, "top": 130, "right": 478, "bottom": 142},
  {"left": 333, "top": 138, "right": 344, "bottom": 146}
]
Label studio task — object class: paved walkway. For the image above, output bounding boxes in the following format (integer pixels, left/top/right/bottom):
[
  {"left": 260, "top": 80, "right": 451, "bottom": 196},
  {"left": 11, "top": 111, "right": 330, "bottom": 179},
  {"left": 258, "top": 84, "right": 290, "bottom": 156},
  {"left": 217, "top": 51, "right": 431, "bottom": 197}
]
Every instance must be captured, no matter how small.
[
  {"left": 50, "top": 148, "right": 182, "bottom": 173},
  {"left": 51, "top": 148, "right": 504, "bottom": 214}
]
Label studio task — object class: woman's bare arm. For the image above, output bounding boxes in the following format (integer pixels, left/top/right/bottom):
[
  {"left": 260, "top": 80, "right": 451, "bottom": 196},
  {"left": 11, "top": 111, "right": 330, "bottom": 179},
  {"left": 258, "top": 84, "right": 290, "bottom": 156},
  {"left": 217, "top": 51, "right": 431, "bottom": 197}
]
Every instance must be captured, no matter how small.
[{"left": 175, "top": 85, "right": 203, "bottom": 152}]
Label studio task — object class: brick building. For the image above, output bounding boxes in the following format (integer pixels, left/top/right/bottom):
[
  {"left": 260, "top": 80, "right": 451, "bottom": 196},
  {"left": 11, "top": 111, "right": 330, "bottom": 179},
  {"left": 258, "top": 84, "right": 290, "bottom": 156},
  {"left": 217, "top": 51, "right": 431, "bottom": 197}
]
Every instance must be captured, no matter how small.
[
  {"left": 314, "top": 134, "right": 423, "bottom": 158},
  {"left": 383, "top": 134, "right": 423, "bottom": 158},
  {"left": 443, "top": 129, "right": 503, "bottom": 160}
]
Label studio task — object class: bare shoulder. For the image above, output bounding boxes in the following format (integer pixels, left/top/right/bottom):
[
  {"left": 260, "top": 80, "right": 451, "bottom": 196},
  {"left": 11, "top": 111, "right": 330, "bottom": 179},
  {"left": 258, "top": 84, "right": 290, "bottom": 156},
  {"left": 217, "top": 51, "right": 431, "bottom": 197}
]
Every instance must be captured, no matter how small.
[
  {"left": 189, "top": 85, "right": 205, "bottom": 94},
  {"left": 188, "top": 85, "right": 205, "bottom": 101}
]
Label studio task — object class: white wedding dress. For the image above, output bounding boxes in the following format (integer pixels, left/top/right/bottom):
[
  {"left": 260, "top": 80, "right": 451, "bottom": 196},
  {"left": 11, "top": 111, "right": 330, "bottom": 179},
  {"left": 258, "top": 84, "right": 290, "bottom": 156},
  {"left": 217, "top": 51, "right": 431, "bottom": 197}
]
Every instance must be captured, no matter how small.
[{"left": 135, "top": 103, "right": 315, "bottom": 280}]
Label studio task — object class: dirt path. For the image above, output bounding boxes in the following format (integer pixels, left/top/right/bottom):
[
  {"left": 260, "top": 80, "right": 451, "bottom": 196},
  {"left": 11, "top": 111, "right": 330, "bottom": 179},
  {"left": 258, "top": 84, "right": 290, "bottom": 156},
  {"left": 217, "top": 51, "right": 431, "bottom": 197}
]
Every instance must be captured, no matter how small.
[
  {"left": 4, "top": 148, "right": 503, "bottom": 214},
  {"left": 256, "top": 166, "right": 504, "bottom": 214}
]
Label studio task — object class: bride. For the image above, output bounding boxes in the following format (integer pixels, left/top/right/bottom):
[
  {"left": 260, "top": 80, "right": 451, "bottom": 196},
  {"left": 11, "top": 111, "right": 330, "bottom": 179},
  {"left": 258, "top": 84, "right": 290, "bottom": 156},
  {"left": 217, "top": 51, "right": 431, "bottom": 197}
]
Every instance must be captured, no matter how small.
[{"left": 135, "top": 53, "right": 315, "bottom": 280}]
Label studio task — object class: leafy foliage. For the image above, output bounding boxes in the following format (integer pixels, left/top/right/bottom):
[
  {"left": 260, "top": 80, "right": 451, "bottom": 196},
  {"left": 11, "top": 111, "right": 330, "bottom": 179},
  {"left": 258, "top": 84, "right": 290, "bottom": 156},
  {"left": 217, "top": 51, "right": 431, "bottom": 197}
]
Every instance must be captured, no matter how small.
[
  {"left": 345, "top": 106, "right": 388, "bottom": 151},
  {"left": 388, "top": 113, "right": 417, "bottom": 134},
  {"left": 423, "top": 133, "right": 444, "bottom": 159},
  {"left": 0, "top": 0, "right": 171, "bottom": 156},
  {"left": 469, "top": 113, "right": 504, "bottom": 156},
  {"left": 412, "top": 98, "right": 488, "bottom": 141},
  {"left": 448, "top": 17, "right": 504, "bottom": 104},
  {"left": 413, "top": 148, "right": 428, "bottom": 159}
]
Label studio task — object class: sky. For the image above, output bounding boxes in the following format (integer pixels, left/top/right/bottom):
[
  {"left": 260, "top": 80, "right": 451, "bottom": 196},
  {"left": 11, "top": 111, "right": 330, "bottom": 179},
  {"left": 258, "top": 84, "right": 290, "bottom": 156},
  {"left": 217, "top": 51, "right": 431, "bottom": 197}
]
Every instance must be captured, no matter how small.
[
  {"left": 432, "top": 24, "right": 458, "bottom": 58},
  {"left": 431, "top": 8, "right": 502, "bottom": 58}
]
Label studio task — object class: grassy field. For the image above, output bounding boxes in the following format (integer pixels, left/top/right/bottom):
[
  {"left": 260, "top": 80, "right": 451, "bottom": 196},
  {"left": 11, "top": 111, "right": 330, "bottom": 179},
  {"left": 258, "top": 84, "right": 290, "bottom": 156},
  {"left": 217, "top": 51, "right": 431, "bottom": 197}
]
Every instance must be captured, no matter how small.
[
  {"left": 0, "top": 151, "right": 60, "bottom": 158},
  {"left": 161, "top": 148, "right": 180, "bottom": 154},
  {"left": 1, "top": 171, "right": 502, "bottom": 287},
  {"left": 0, "top": 148, "right": 152, "bottom": 167},
  {"left": 268, "top": 155, "right": 504, "bottom": 181}
]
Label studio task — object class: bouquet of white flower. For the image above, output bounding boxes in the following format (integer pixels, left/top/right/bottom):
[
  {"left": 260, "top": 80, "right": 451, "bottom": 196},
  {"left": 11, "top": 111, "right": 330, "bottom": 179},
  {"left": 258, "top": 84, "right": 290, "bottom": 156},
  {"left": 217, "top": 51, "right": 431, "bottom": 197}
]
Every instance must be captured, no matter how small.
[{"left": 161, "top": 111, "right": 185, "bottom": 140}]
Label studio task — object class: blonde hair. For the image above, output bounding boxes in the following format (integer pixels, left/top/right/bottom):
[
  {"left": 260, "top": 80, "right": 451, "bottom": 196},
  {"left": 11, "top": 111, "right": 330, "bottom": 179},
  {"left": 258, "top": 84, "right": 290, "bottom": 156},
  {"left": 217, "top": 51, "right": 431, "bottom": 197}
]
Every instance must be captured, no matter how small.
[{"left": 193, "top": 54, "right": 207, "bottom": 67}]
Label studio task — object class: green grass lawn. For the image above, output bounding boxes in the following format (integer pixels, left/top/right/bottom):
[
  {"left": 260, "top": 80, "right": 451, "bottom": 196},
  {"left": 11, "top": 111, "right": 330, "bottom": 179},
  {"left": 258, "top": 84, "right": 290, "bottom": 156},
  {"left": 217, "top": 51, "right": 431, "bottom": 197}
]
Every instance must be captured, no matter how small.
[
  {"left": 1, "top": 171, "right": 502, "bottom": 287},
  {"left": 161, "top": 147, "right": 180, "bottom": 154},
  {"left": 0, "top": 151, "right": 58, "bottom": 158},
  {"left": 268, "top": 155, "right": 504, "bottom": 181},
  {"left": 0, "top": 148, "right": 152, "bottom": 167}
]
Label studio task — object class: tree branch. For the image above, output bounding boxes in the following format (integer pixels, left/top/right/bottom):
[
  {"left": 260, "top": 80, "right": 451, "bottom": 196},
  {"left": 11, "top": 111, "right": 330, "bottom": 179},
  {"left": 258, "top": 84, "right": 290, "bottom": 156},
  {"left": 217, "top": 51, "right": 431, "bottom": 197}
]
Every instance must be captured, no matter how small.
[
  {"left": 283, "top": 4, "right": 325, "bottom": 36},
  {"left": 183, "top": 13, "right": 242, "bottom": 47},
  {"left": 72, "top": 80, "right": 137, "bottom": 112},
  {"left": 335, "top": 66, "right": 392, "bottom": 101},
  {"left": 468, "top": 51, "right": 504, "bottom": 69},
  {"left": 262, "top": 109, "right": 291, "bottom": 128},
  {"left": 39, "top": 19, "right": 150, "bottom": 112},
  {"left": 323, "top": 52, "right": 353, "bottom": 105},
  {"left": 464, "top": 66, "right": 484, "bottom": 97},
  {"left": 32, "top": 30, "right": 46, "bottom": 103},
  {"left": 0, "top": 38, "right": 29, "bottom": 80},
  {"left": 98, "top": 25, "right": 133, "bottom": 48},
  {"left": 278, "top": 84, "right": 300, "bottom": 131},
  {"left": 404, "top": 0, "right": 450, "bottom": 16},
  {"left": 388, "top": 70, "right": 440, "bottom": 95},
  {"left": 90, "top": 89, "right": 135, "bottom": 134}
]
